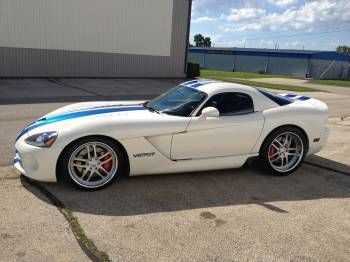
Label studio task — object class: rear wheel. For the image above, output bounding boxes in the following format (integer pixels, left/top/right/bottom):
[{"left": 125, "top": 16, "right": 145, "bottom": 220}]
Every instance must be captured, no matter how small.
[
  {"left": 259, "top": 127, "right": 307, "bottom": 176},
  {"left": 59, "top": 137, "right": 124, "bottom": 190}
]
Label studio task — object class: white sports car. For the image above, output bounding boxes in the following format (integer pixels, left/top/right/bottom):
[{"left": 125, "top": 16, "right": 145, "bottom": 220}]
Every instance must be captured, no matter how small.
[{"left": 14, "top": 80, "right": 329, "bottom": 190}]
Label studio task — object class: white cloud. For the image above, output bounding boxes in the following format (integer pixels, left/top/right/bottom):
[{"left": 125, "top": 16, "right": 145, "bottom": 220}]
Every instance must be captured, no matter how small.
[
  {"left": 267, "top": 0, "right": 298, "bottom": 8},
  {"left": 223, "top": 0, "right": 350, "bottom": 32},
  {"left": 192, "top": 0, "right": 250, "bottom": 14},
  {"left": 209, "top": 34, "right": 247, "bottom": 47},
  {"left": 192, "top": 16, "right": 217, "bottom": 23},
  {"left": 227, "top": 8, "right": 266, "bottom": 22}
]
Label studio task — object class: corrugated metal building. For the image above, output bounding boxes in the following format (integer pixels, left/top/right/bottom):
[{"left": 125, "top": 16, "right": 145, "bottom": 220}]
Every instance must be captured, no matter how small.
[
  {"left": 188, "top": 47, "right": 350, "bottom": 80},
  {"left": 0, "top": 0, "right": 191, "bottom": 77}
]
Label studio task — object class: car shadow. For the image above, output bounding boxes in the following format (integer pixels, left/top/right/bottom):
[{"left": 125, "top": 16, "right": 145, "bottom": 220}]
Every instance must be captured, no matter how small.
[{"left": 21, "top": 158, "right": 350, "bottom": 217}]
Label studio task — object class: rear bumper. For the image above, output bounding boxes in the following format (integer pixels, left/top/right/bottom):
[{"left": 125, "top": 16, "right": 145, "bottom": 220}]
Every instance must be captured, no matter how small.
[{"left": 307, "top": 126, "right": 329, "bottom": 155}]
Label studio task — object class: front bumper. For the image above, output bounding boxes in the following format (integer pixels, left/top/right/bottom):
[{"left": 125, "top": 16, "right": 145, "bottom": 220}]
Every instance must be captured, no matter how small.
[
  {"left": 13, "top": 151, "right": 26, "bottom": 175},
  {"left": 14, "top": 138, "right": 60, "bottom": 182}
]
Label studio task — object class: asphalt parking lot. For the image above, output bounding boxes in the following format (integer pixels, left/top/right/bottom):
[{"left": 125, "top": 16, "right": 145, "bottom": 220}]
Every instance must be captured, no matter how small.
[{"left": 0, "top": 78, "right": 349, "bottom": 261}]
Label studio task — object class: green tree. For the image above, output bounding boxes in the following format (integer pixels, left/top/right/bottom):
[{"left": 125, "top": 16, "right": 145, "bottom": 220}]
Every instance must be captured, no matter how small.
[
  {"left": 203, "top": 37, "right": 212, "bottom": 47},
  {"left": 336, "top": 45, "right": 350, "bottom": 55},
  {"left": 193, "top": 34, "right": 212, "bottom": 47},
  {"left": 194, "top": 34, "right": 205, "bottom": 47}
]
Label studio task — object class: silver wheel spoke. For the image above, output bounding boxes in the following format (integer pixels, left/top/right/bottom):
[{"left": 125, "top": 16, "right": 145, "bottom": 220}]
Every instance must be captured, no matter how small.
[
  {"left": 95, "top": 170, "right": 105, "bottom": 179},
  {"left": 72, "top": 163, "right": 88, "bottom": 168},
  {"left": 81, "top": 168, "right": 90, "bottom": 180},
  {"left": 99, "top": 152, "right": 110, "bottom": 160},
  {"left": 288, "top": 152, "right": 299, "bottom": 156},
  {"left": 99, "top": 166, "right": 109, "bottom": 175},
  {"left": 281, "top": 156, "right": 285, "bottom": 167},
  {"left": 274, "top": 139, "right": 284, "bottom": 147},
  {"left": 269, "top": 151, "right": 279, "bottom": 159},
  {"left": 86, "top": 145, "right": 91, "bottom": 160},
  {"left": 73, "top": 158, "right": 89, "bottom": 163},
  {"left": 271, "top": 143, "right": 280, "bottom": 150},
  {"left": 86, "top": 171, "right": 94, "bottom": 181},
  {"left": 101, "top": 158, "right": 112, "bottom": 165},
  {"left": 93, "top": 144, "right": 97, "bottom": 158},
  {"left": 271, "top": 156, "right": 281, "bottom": 163}
]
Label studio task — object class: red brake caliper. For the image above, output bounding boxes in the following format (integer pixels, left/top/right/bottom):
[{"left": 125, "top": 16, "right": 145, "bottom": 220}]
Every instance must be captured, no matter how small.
[
  {"left": 102, "top": 151, "right": 112, "bottom": 172},
  {"left": 269, "top": 145, "right": 276, "bottom": 159}
]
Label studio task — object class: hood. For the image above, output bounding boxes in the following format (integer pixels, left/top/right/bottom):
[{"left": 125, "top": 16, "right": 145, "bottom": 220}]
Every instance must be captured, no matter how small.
[
  {"left": 44, "top": 100, "right": 146, "bottom": 118},
  {"left": 16, "top": 101, "right": 150, "bottom": 141}
]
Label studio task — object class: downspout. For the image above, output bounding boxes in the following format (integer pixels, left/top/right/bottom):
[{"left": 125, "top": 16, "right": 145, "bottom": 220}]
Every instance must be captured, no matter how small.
[{"left": 183, "top": 0, "right": 193, "bottom": 75}]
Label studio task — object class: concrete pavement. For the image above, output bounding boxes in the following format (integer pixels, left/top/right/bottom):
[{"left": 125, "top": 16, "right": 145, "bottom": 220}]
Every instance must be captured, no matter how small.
[
  {"left": 0, "top": 78, "right": 349, "bottom": 261},
  {"left": 0, "top": 78, "right": 185, "bottom": 104},
  {"left": 0, "top": 167, "right": 88, "bottom": 261}
]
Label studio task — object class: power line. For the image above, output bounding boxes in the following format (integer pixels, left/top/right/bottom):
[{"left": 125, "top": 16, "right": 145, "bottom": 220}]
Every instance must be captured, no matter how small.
[{"left": 244, "top": 29, "right": 350, "bottom": 41}]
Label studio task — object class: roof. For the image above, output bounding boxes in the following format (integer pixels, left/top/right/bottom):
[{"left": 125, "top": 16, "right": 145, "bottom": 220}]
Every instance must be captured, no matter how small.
[
  {"left": 180, "top": 79, "right": 278, "bottom": 111},
  {"left": 189, "top": 47, "right": 350, "bottom": 61}
]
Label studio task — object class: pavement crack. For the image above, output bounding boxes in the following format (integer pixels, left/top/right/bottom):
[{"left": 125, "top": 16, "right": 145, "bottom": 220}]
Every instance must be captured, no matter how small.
[
  {"left": 49, "top": 78, "right": 104, "bottom": 97},
  {"left": 256, "top": 203, "right": 289, "bottom": 213},
  {"left": 304, "top": 161, "right": 350, "bottom": 176},
  {"left": 22, "top": 177, "right": 111, "bottom": 262}
]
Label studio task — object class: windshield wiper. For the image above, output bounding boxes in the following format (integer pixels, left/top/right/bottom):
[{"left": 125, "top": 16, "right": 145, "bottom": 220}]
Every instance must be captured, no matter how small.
[{"left": 143, "top": 102, "right": 160, "bottom": 114}]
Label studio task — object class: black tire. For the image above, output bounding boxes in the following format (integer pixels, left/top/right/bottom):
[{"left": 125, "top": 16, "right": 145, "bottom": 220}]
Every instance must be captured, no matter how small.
[
  {"left": 57, "top": 136, "right": 125, "bottom": 190},
  {"left": 259, "top": 126, "right": 308, "bottom": 176}
]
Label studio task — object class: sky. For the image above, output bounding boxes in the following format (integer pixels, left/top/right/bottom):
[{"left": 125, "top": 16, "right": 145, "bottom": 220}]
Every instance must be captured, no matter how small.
[{"left": 189, "top": 0, "right": 350, "bottom": 51}]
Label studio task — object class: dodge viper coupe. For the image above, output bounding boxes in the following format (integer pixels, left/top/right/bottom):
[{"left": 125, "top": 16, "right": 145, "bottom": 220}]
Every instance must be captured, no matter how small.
[{"left": 14, "top": 80, "right": 329, "bottom": 190}]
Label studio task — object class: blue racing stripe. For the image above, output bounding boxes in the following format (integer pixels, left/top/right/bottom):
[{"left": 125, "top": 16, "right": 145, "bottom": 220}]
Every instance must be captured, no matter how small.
[
  {"left": 184, "top": 81, "right": 217, "bottom": 89},
  {"left": 190, "top": 83, "right": 205, "bottom": 88},
  {"left": 297, "top": 96, "right": 310, "bottom": 101},
  {"left": 16, "top": 106, "right": 146, "bottom": 141},
  {"left": 285, "top": 94, "right": 298, "bottom": 98}
]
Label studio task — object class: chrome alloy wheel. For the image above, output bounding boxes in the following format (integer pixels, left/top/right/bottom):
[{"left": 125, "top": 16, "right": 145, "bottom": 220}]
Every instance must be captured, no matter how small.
[
  {"left": 268, "top": 132, "right": 304, "bottom": 173},
  {"left": 68, "top": 142, "right": 118, "bottom": 188}
]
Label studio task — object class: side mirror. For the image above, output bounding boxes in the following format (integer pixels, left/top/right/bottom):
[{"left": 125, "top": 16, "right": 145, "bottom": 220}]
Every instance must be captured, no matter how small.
[{"left": 200, "top": 107, "right": 219, "bottom": 119}]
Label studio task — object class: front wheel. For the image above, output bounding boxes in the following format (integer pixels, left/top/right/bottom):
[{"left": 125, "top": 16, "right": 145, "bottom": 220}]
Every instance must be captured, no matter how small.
[
  {"left": 259, "top": 127, "right": 307, "bottom": 176},
  {"left": 58, "top": 137, "right": 124, "bottom": 190}
]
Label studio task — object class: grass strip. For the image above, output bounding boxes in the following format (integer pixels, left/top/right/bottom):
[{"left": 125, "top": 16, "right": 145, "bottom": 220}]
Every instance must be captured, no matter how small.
[
  {"left": 200, "top": 69, "right": 289, "bottom": 79},
  {"left": 201, "top": 76, "right": 319, "bottom": 92},
  {"left": 308, "top": 79, "right": 350, "bottom": 87}
]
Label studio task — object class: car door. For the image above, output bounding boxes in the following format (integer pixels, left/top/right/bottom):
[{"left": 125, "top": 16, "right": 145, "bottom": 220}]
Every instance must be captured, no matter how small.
[{"left": 171, "top": 92, "right": 264, "bottom": 160}]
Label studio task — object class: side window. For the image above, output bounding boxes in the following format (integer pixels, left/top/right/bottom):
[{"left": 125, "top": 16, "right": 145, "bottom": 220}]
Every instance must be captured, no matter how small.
[{"left": 200, "top": 92, "right": 254, "bottom": 116}]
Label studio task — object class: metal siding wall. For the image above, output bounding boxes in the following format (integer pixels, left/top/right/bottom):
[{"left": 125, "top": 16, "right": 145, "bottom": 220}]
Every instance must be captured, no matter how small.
[
  {"left": 203, "top": 54, "right": 235, "bottom": 71},
  {"left": 0, "top": 0, "right": 189, "bottom": 77},
  {"left": 187, "top": 53, "right": 205, "bottom": 67},
  {"left": 234, "top": 55, "right": 267, "bottom": 73},
  {"left": 309, "top": 59, "right": 350, "bottom": 79},
  {"left": 188, "top": 48, "right": 349, "bottom": 79},
  {"left": 267, "top": 57, "right": 308, "bottom": 77}
]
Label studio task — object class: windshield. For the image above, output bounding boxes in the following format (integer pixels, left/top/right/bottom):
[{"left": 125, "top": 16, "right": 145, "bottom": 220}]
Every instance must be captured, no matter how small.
[{"left": 145, "top": 85, "right": 207, "bottom": 117}]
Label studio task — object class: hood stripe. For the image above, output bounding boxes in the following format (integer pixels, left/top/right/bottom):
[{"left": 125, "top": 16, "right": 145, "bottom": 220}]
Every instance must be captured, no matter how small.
[
  {"left": 46, "top": 103, "right": 143, "bottom": 118},
  {"left": 16, "top": 106, "right": 146, "bottom": 141}
]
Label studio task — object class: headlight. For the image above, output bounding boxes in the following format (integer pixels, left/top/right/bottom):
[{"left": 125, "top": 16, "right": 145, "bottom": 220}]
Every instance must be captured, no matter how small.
[{"left": 25, "top": 131, "right": 58, "bottom": 147}]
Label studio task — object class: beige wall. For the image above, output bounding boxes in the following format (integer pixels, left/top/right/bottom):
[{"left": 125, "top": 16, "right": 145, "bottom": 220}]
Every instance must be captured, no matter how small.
[{"left": 0, "top": 0, "right": 173, "bottom": 56}]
